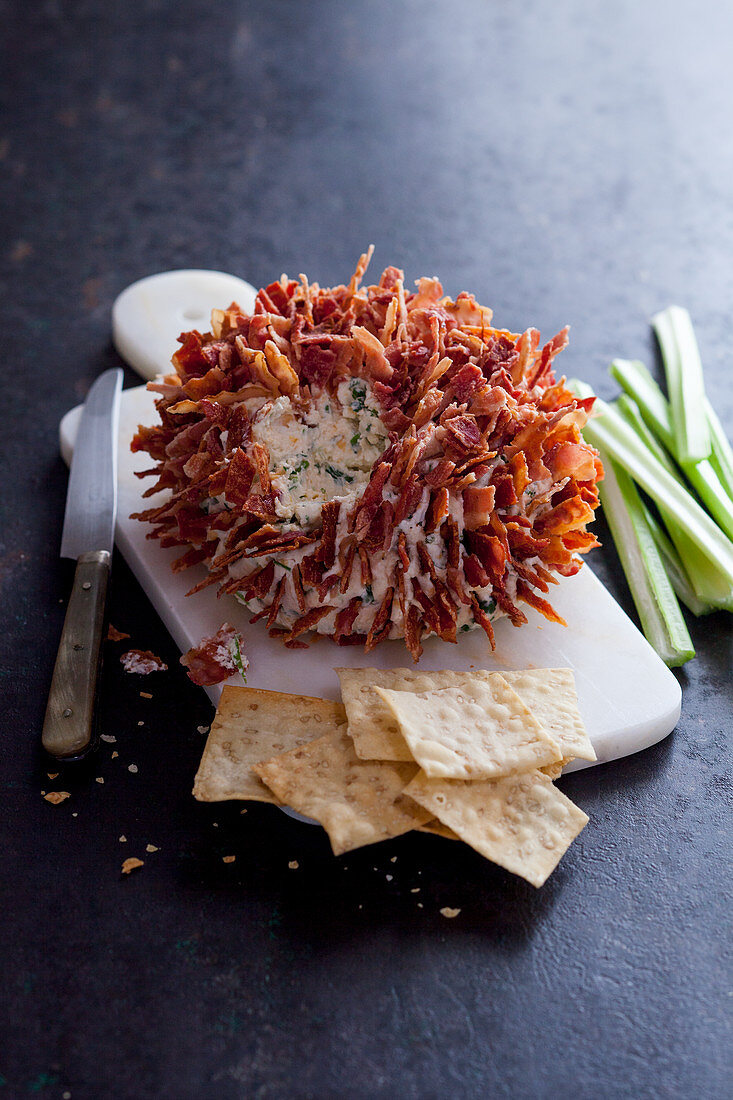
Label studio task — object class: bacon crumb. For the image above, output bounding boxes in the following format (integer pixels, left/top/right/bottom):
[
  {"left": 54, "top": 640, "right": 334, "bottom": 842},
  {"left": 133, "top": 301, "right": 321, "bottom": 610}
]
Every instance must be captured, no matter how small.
[
  {"left": 180, "top": 622, "right": 247, "bottom": 686},
  {"left": 106, "top": 624, "right": 130, "bottom": 642},
  {"left": 120, "top": 649, "right": 168, "bottom": 675}
]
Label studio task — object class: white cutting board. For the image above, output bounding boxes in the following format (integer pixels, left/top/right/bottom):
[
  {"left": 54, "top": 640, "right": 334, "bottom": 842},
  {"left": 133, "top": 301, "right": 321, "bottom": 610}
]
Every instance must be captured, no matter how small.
[{"left": 60, "top": 384, "right": 681, "bottom": 772}]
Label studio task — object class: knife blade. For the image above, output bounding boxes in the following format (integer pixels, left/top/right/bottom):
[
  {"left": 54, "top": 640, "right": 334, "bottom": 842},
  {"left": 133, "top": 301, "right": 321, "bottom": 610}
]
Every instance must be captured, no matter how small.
[{"left": 43, "top": 368, "right": 123, "bottom": 759}]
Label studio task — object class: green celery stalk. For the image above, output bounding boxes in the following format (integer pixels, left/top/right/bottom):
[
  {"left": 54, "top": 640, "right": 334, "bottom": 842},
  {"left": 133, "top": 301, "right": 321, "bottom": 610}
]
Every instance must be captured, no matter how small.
[
  {"left": 652, "top": 306, "right": 711, "bottom": 463},
  {"left": 609, "top": 358, "right": 676, "bottom": 455},
  {"left": 569, "top": 379, "right": 733, "bottom": 605},
  {"left": 615, "top": 394, "right": 677, "bottom": 473},
  {"left": 684, "top": 458, "right": 733, "bottom": 543},
  {"left": 595, "top": 446, "right": 694, "bottom": 665},
  {"left": 705, "top": 397, "right": 733, "bottom": 503},
  {"left": 637, "top": 498, "right": 716, "bottom": 617},
  {"left": 610, "top": 359, "right": 733, "bottom": 510},
  {"left": 609, "top": 363, "right": 733, "bottom": 561},
  {"left": 614, "top": 394, "right": 732, "bottom": 607}
]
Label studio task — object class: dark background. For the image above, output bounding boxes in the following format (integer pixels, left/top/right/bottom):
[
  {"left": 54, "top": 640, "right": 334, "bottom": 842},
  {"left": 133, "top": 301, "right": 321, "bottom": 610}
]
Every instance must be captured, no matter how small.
[{"left": 1, "top": 1, "right": 731, "bottom": 1097}]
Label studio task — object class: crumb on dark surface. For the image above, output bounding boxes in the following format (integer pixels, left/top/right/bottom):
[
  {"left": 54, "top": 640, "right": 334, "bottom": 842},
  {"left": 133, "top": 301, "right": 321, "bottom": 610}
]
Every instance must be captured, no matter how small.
[
  {"left": 107, "top": 624, "right": 130, "bottom": 642},
  {"left": 121, "top": 649, "right": 168, "bottom": 674}
]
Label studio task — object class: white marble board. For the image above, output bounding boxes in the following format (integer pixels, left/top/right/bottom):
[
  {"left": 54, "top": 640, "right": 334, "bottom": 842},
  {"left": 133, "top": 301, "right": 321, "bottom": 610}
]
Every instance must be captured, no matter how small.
[{"left": 59, "top": 384, "right": 681, "bottom": 773}]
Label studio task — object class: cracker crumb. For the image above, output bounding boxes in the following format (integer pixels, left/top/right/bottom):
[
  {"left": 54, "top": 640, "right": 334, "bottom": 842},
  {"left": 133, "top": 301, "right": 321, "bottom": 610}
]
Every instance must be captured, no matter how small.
[
  {"left": 417, "top": 902, "right": 423, "bottom": 908},
  {"left": 197, "top": 725, "right": 210, "bottom": 735},
  {"left": 140, "top": 691, "right": 153, "bottom": 699},
  {"left": 111, "top": 751, "right": 119, "bottom": 759},
  {"left": 121, "top": 857, "right": 144, "bottom": 875},
  {"left": 390, "top": 856, "right": 397, "bottom": 863},
  {"left": 72, "top": 812, "right": 78, "bottom": 817},
  {"left": 100, "top": 735, "right": 116, "bottom": 743},
  {"left": 43, "top": 791, "right": 70, "bottom": 805},
  {"left": 145, "top": 844, "right": 159, "bottom": 853},
  {"left": 95, "top": 777, "right": 104, "bottom": 784},
  {"left": 119, "top": 835, "right": 127, "bottom": 843},
  {"left": 440, "top": 907, "right": 461, "bottom": 919},
  {"left": 240, "top": 808, "right": 247, "bottom": 814},
  {"left": 385, "top": 874, "right": 393, "bottom": 881},
  {"left": 137, "top": 721, "right": 144, "bottom": 727},
  {"left": 288, "top": 860, "right": 299, "bottom": 869},
  {"left": 222, "top": 855, "right": 236, "bottom": 863},
  {"left": 411, "top": 888, "right": 420, "bottom": 893},
  {"left": 47, "top": 772, "right": 59, "bottom": 779},
  {"left": 107, "top": 624, "right": 130, "bottom": 642},
  {"left": 128, "top": 764, "right": 138, "bottom": 774}
]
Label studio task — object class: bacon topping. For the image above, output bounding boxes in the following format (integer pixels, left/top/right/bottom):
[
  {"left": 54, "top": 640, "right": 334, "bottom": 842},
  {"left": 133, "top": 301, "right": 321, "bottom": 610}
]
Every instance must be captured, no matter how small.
[{"left": 131, "top": 254, "right": 602, "bottom": 657}]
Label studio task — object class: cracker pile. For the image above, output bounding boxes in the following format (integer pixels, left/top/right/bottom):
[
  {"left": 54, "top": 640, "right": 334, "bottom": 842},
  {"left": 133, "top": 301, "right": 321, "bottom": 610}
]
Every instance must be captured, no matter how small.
[{"left": 193, "top": 667, "right": 595, "bottom": 887}]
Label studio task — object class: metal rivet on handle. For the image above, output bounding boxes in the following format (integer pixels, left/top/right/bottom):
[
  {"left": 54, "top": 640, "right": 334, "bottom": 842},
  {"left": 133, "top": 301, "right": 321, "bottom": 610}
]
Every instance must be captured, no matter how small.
[
  {"left": 62, "top": 708, "right": 72, "bottom": 718},
  {"left": 82, "top": 581, "right": 92, "bottom": 590}
]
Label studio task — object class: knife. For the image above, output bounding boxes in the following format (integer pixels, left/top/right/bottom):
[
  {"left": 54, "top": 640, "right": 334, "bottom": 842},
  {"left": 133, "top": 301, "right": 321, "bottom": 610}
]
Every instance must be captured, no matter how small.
[{"left": 42, "top": 368, "right": 123, "bottom": 759}]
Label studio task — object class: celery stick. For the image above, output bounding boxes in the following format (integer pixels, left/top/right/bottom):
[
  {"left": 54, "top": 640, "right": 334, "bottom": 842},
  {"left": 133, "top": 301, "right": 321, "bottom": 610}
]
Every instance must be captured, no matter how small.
[
  {"left": 682, "top": 458, "right": 733, "bottom": 542},
  {"left": 615, "top": 394, "right": 677, "bottom": 473},
  {"left": 705, "top": 398, "right": 733, "bottom": 503},
  {"left": 611, "top": 363, "right": 733, "bottom": 545},
  {"left": 610, "top": 358, "right": 676, "bottom": 455},
  {"left": 613, "top": 394, "right": 731, "bottom": 608},
  {"left": 596, "top": 447, "right": 694, "bottom": 665},
  {"left": 652, "top": 306, "right": 710, "bottom": 463},
  {"left": 638, "top": 499, "right": 716, "bottom": 617},
  {"left": 569, "top": 380, "right": 733, "bottom": 598}
]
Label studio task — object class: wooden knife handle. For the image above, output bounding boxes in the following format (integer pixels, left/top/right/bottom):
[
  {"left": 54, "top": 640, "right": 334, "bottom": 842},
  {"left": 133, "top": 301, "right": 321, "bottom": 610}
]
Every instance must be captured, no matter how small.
[{"left": 42, "top": 551, "right": 111, "bottom": 759}]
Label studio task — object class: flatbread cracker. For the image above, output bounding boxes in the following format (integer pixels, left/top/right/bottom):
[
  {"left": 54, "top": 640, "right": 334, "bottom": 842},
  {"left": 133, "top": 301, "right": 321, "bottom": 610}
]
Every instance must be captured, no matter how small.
[
  {"left": 193, "top": 687, "right": 346, "bottom": 804},
  {"left": 336, "top": 667, "right": 466, "bottom": 761},
  {"left": 337, "top": 667, "right": 593, "bottom": 764},
  {"left": 418, "top": 819, "right": 460, "bottom": 840},
  {"left": 253, "top": 729, "right": 432, "bottom": 855},
  {"left": 502, "top": 669, "right": 595, "bottom": 762},
  {"left": 540, "top": 755, "right": 574, "bottom": 781},
  {"left": 374, "top": 678, "right": 561, "bottom": 779},
  {"left": 404, "top": 770, "right": 588, "bottom": 888}
]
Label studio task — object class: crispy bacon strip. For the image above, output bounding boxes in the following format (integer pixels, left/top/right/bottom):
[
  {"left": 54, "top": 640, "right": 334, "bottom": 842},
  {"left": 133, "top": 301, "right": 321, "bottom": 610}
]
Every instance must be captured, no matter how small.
[
  {"left": 365, "top": 588, "right": 394, "bottom": 652},
  {"left": 334, "top": 597, "right": 362, "bottom": 642},
  {"left": 283, "top": 605, "right": 334, "bottom": 644},
  {"left": 316, "top": 501, "right": 340, "bottom": 570}
]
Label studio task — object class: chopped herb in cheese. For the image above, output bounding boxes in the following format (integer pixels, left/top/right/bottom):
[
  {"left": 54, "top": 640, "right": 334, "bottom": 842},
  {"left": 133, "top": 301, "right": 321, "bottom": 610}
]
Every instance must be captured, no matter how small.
[{"left": 250, "top": 380, "right": 388, "bottom": 526}]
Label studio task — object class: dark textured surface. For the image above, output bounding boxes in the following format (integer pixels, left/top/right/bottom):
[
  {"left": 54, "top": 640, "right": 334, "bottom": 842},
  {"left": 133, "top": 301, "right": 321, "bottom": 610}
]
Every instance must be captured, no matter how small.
[{"left": 1, "top": 2, "right": 731, "bottom": 1097}]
